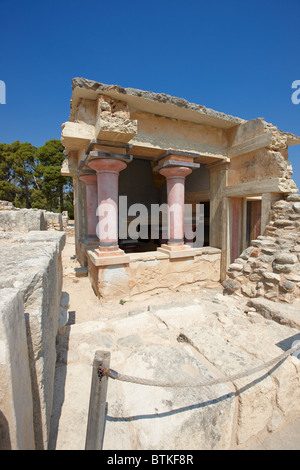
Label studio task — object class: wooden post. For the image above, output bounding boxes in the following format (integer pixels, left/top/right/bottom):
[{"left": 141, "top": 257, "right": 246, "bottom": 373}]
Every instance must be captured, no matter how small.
[{"left": 85, "top": 350, "right": 110, "bottom": 450}]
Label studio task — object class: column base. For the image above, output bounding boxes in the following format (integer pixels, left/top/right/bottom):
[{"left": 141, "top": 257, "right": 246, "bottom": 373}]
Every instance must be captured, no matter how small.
[
  {"left": 84, "top": 237, "right": 99, "bottom": 249},
  {"left": 157, "top": 243, "right": 196, "bottom": 259},
  {"left": 89, "top": 246, "right": 130, "bottom": 266}
]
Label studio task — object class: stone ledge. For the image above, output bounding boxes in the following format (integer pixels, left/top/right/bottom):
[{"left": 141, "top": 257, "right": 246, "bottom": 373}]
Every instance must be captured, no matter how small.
[{"left": 247, "top": 298, "right": 300, "bottom": 330}]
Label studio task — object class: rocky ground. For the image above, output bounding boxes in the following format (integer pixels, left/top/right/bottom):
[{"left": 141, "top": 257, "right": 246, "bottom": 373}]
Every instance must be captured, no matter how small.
[{"left": 49, "top": 234, "right": 300, "bottom": 450}]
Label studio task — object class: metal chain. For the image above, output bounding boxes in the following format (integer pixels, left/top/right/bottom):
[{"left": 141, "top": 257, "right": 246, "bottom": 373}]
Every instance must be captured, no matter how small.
[{"left": 99, "top": 343, "right": 300, "bottom": 388}]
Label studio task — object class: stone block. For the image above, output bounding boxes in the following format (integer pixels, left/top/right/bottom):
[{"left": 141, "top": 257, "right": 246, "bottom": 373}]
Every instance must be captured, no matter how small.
[
  {"left": 274, "top": 253, "right": 298, "bottom": 264},
  {"left": 0, "top": 231, "right": 65, "bottom": 449},
  {"left": 262, "top": 272, "right": 281, "bottom": 283},
  {"left": 106, "top": 344, "right": 235, "bottom": 450},
  {"left": 0, "top": 288, "right": 35, "bottom": 449},
  {"left": 0, "top": 209, "right": 46, "bottom": 232},
  {"left": 222, "top": 279, "right": 240, "bottom": 293}
]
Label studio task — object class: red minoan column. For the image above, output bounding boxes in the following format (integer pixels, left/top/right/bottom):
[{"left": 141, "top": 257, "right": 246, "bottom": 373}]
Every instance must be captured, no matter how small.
[
  {"left": 159, "top": 166, "right": 192, "bottom": 247},
  {"left": 88, "top": 159, "right": 127, "bottom": 252},
  {"left": 79, "top": 174, "right": 98, "bottom": 240}
]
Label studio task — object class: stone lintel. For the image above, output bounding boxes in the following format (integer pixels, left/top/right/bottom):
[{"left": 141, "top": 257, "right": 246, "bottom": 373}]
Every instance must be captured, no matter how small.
[
  {"left": 153, "top": 159, "right": 200, "bottom": 172},
  {"left": 156, "top": 149, "right": 202, "bottom": 160},
  {"left": 88, "top": 139, "right": 132, "bottom": 151},
  {"left": 79, "top": 169, "right": 96, "bottom": 177},
  {"left": 223, "top": 178, "right": 298, "bottom": 197},
  {"left": 88, "top": 151, "right": 133, "bottom": 164}
]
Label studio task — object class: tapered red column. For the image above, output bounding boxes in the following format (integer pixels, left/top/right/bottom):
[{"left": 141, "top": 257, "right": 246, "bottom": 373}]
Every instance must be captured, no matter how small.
[
  {"left": 159, "top": 166, "right": 192, "bottom": 247},
  {"left": 79, "top": 174, "right": 98, "bottom": 240},
  {"left": 88, "top": 159, "right": 127, "bottom": 252}
]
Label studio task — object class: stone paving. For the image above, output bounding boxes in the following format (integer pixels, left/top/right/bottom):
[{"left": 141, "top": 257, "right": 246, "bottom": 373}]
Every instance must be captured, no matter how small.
[{"left": 49, "top": 236, "right": 300, "bottom": 450}]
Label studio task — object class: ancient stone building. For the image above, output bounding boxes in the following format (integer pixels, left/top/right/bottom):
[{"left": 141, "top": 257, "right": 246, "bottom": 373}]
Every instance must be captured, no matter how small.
[{"left": 61, "top": 78, "right": 300, "bottom": 301}]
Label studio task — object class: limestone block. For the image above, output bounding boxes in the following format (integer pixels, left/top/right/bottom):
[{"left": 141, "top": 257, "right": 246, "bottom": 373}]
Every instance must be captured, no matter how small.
[
  {"left": 280, "top": 280, "right": 295, "bottom": 293},
  {"left": 44, "top": 211, "right": 63, "bottom": 231},
  {"left": 0, "top": 209, "right": 46, "bottom": 232},
  {"left": 58, "top": 292, "right": 70, "bottom": 335},
  {"left": 262, "top": 272, "right": 281, "bottom": 283},
  {"left": 239, "top": 246, "right": 254, "bottom": 260},
  {"left": 274, "top": 253, "right": 298, "bottom": 264},
  {"left": 272, "top": 263, "right": 294, "bottom": 274},
  {"left": 241, "top": 284, "right": 257, "bottom": 298},
  {"left": 222, "top": 279, "right": 240, "bottom": 293},
  {"left": 95, "top": 114, "right": 137, "bottom": 142},
  {"left": 105, "top": 344, "right": 235, "bottom": 450},
  {"left": 247, "top": 298, "right": 300, "bottom": 330},
  {"left": 93, "top": 252, "right": 220, "bottom": 301},
  {"left": 293, "top": 203, "right": 300, "bottom": 213},
  {"left": 0, "top": 231, "right": 65, "bottom": 449},
  {"left": 61, "top": 121, "right": 94, "bottom": 149},
  {"left": 273, "top": 219, "right": 294, "bottom": 228},
  {"left": 182, "top": 326, "right": 276, "bottom": 445},
  {"left": 228, "top": 263, "right": 243, "bottom": 271},
  {"left": 0, "top": 288, "right": 35, "bottom": 449}
]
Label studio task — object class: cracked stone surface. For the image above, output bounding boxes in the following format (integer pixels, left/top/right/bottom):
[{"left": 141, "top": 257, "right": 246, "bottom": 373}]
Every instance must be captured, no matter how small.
[{"left": 48, "top": 235, "right": 300, "bottom": 450}]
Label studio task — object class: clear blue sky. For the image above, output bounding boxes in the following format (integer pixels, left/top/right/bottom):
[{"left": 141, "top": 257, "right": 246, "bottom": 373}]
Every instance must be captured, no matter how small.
[{"left": 0, "top": 0, "right": 299, "bottom": 187}]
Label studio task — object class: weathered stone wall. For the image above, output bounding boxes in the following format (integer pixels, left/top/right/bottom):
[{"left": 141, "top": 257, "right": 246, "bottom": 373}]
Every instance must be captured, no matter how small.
[
  {"left": 0, "top": 201, "right": 66, "bottom": 233},
  {"left": 0, "top": 288, "right": 35, "bottom": 450},
  {"left": 0, "top": 230, "right": 66, "bottom": 449},
  {"left": 44, "top": 211, "right": 63, "bottom": 231},
  {"left": 227, "top": 119, "right": 297, "bottom": 193},
  {"left": 223, "top": 195, "right": 300, "bottom": 303},
  {"left": 88, "top": 247, "right": 221, "bottom": 302},
  {"left": 0, "top": 207, "right": 47, "bottom": 232}
]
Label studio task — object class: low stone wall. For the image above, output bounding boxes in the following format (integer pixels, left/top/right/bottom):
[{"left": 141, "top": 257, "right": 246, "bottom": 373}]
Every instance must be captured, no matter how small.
[
  {"left": 0, "top": 231, "right": 66, "bottom": 449},
  {"left": 0, "top": 201, "right": 67, "bottom": 233},
  {"left": 87, "top": 247, "right": 221, "bottom": 302},
  {"left": 223, "top": 195, "right": 300, "bottom": 303},
  {"left": 44, "top": 211, "right": 63, "bottom": 231},
  {"left": 0, "top": 207, "right": 47, "bottom": 232}
]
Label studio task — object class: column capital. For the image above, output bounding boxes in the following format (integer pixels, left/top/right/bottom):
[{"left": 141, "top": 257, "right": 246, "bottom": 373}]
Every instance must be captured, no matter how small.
[
  {"left": 87, "top": 158, "right": 127, "bottom": 173},
  {"left": 159, "top": 166, "right": 192, "bottom": 179},
  {"left": 79, "top": 174, "right": 97, "bottom": 185}
]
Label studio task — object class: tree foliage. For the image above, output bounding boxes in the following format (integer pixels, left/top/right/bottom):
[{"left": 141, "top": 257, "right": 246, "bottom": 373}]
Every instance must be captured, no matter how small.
[{"left": 0, "top": 139, "right": 74, "bottom": 217}]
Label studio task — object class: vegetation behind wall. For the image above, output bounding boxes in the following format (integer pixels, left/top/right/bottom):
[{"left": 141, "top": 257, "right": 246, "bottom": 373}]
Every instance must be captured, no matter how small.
[{"left": 0, "top": 139, "right": 74, "bottom": 218}]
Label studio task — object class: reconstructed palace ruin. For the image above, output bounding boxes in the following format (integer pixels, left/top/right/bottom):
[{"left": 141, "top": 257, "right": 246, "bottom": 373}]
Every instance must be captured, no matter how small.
[
  {"left": 61, "top": 78, "right": 300, "bottom": 301},
  {"left": 1, "top": 79, "right": 300, "bottom": 451}
]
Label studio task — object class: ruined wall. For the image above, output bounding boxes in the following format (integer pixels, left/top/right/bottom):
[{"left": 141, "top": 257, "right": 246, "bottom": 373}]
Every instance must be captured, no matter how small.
[
  {"left": 0, "top": 288, "right": 35, "bottom": 450},
  {"left": 131, "top": 111, "right": 228, "bottom": 154},
  {"left": 0, "top": 206, "right": 47, "bottom": 232},
  {"left": 223, "top": 195, "right": 300, "bottom": 303},
  {"left": 227, "top": 119, "right": 297, "bottom": 191},
  {"left": 88, "top": 247, "right": 221, "bottom": 302},
  {"left": 0, "top": 208, "right": 67, "bottom": 449},
  {"left": 0, "top": 201, "right": 66, "bottom": 233},
  {"left": 227, "top": 148, "right": 293, "bottom": 186}
]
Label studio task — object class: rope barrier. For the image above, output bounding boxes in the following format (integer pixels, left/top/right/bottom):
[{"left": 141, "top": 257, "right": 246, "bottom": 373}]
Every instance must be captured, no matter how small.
[{"left": 98, "top": 343, "right": 300, "bottom": 388}]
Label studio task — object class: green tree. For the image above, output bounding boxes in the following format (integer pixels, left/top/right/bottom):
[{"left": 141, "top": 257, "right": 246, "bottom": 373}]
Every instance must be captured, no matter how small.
[
  {"left": 34, "top": 139, "right": 73, "bottom": 213},
  {"left": 0, "top": 139, "right": 73, "bottom": 217},
  {"left": 6, "top": 141, "right": 37, "bottom": 208},
  {"left": 0, "top": 143, "right": 18, "bottom": 202}
]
